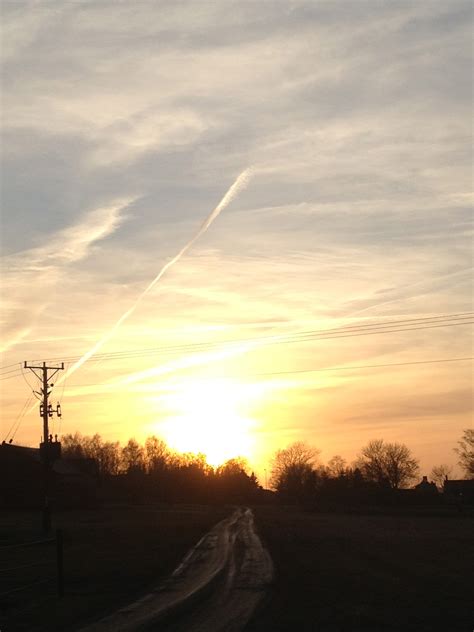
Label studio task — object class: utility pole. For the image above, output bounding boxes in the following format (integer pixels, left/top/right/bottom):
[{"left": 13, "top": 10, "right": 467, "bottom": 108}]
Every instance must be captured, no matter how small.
[{"left": 24, "top": 361, "right": 64, "bottom": 532}]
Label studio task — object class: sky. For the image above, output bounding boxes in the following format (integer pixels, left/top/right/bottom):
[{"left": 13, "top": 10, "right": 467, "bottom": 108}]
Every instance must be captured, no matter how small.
[{"left": 1, "top": 0, "right": 472, "bottom": 480}]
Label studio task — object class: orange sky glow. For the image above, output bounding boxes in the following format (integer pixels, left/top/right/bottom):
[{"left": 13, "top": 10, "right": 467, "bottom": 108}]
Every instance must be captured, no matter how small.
[{"left": 1, "top": 2, "right": 472, "bottom": 483}]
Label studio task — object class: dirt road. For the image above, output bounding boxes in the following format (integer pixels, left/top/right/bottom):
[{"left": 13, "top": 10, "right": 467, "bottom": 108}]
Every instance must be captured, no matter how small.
[{"left": 80, "top": 507, "right": 273, "bottom": 632}]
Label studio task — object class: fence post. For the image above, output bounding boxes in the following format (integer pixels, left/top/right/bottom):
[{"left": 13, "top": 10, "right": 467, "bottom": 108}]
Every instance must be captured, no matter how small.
[{"left": 56, "top": 529, "right": 64, "bottom": 598}]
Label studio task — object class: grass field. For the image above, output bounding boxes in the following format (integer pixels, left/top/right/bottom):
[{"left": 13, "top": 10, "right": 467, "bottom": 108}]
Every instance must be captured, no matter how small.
[
  {"left": 248, "top": 507, "right": 474, "bottom": 632},
  {"left": 2, "top": 504, "right": 472, "bottom": 632},
  {"left": 0, "top": 504, "right": 227, "bottom": 632}
]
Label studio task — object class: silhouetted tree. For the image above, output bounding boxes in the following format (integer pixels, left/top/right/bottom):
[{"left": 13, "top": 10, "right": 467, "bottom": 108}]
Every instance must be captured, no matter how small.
[
  {"left": 61, "top": 432, "right": 85, "bottom": 459},
  {"left": 455, "top": 429, "right": 474, "bottom": 478},
  {"left": 270, "top": 441, "right": 320, "bottom": 503},
  {"left": 61, "top": 432, "right": 121, "bottom": 476},
  {"left": 280, "top": 463, "right": 319, "bottom": 503},
  {"left": 57, "top": 431, "right": 264, "bottom": 504},
  {"left": 326, "top": 455, "right": 347, "bottom": 478},
  {"left": 178, "top": 451, "right": 212, "bottom": 473},
  {"left": 101, "top": 441, "right": 121, "bottom": 475},
  {"left": 145, "top": 435, "right": 171, "bottom": 473},
  {"left": 216, "top": 457, "right": 249, "bottom": 477},
  {"left": 214, "top": 457, "right": 260, "bottom": 502},
  {"left": 121, "top": 438, "right": 145, "bottom": 473},
  {"left": 356, "top": 439, "right": 419, "bottom": 489},
  {"left": 86, "top": 439, "right": 121, "bottom": 476},
  {"left": 430, "top": 464, "right": 453, "bottom": 489}
]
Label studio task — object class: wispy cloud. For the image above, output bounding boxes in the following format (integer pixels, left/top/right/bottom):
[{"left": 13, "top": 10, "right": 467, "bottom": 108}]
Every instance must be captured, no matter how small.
[
  {"left": 1, "top": 198, "right": 134, "bottom": 352},
  {"left": 60, "top": 169, "right": 253, "bottom": 382},
  {"left": 22, "top": 198, "right": 131, "bottom": 267},
  {"left": 1, "top": 1, "right": 471, "bottom": 473}
]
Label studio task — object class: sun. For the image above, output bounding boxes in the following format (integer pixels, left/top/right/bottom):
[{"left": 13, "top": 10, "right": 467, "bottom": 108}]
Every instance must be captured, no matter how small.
[{"left": 157, "top": 378, "right": 259, "bottom": 467}]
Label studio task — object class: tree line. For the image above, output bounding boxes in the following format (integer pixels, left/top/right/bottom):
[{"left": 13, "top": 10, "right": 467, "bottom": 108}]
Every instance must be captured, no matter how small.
[
  {"left": 60, "top": 428, "right": 473, "bottom": 506},
  {"left": 269, "top": 430, "right": 473, "bottom": 507},
  {"left": 61, "top": 433, "right": 262, "bottom": 504}
]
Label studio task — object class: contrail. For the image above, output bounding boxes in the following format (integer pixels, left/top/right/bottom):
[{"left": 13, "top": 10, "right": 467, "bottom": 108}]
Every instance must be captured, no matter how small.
[{"left": 58, "top": 168, "right": 254, "bottom": 384}]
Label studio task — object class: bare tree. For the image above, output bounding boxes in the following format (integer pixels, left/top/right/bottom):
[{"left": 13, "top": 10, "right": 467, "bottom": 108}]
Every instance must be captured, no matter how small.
[
  {"left": 121, "top": 438, "right": 145, "bottom": 473},
  {"left": 216, "top": 457, "right": 249, "bottom": 477},
  {"left": 61, "top": 432, "right": 85, "bottom": 459},
  {"left": 270, "top": 441, "right": 320, "bottom": 492},
  {"left": 326, "top": 455, "right": 347, "bottom": 478},
  {"left": 355, "top": 439, "right": 387, "bottom": 485},
  {"left": 357, "top": 439, "right": 419, "bottom": 489},
  {"left": 99, "top": 441, "right": 121, "bottom": 476},
  {"left": 81, "top": 434, "right": 104, "bottom": 465},
  {"left": 430, "top": 464, "right": 453, "bottom": 489},
  {"left": 178, "top": 452, "right": 213, "bottom": 475},
  {"left": 61, "top": 432, "right": 121, "bottom": 475},
  {"left": 145, "top": 435, "right": 171, "bottom": 473},
  {"left": 455, "top": 429, "right": 474, "bottom": 478}
]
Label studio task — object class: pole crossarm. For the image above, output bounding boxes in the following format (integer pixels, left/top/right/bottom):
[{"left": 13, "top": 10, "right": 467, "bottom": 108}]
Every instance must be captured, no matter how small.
[
  {"left": 23, "top": 361, "right": 65, "bottom": 532},
  {"left": 24, "top": 362, "right": 64, "bottom": 382}
]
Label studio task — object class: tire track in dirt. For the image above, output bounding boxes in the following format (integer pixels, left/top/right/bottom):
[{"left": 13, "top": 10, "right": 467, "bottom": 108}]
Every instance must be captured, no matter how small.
[{"left": 79, "top": 507, "right": 273, "bottom": 632}]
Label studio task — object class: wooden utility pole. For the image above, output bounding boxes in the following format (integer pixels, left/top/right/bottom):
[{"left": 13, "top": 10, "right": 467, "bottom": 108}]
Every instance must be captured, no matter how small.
[{"left": 24, "top": 361, "right": 64, "bottom": 532}]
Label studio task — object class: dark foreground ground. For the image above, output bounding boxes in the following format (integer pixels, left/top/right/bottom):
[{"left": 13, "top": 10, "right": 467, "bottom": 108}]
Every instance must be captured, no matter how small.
[
  {"left": 248, "top": 506, "right": 474, "bottom": 632},
  {"left": 2, "top": 505, "right": 473, "bottom": 632},
  {"left": 0, "top": 505, "right": 227, "bottom": 632}
]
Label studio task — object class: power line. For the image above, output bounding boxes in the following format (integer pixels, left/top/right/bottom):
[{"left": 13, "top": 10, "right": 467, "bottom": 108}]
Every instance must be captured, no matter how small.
[
  {"left": 0, "top": 365, "right": 23, "bottom": 377},
  {"left": 10, "top": 393, "right": 34, "bottom": 443},
  {"left": 33, "top": 312, "right": 474, "bottom": 362},
  {"left": 62, "top": 355, "right": 474, "bottom": 390},
  {"left": 1, "top": 312, "right": 472, "bottom": 376},
  {"left": 270, "top": 320, "right": 474, "bottom": 344},
  {"left": 55, "top": 363, "right": 69, "bottom": 439},
  {"left": 59, "top": 315, "right": 474, "bottom": 362},
  {"left": 2, "top": 392, "right": 34, "bottom": 443},
  {"left": 20, "top": 364, "right": 36, "bottom": 391},
  {"left": 249, "top": 356, "right": 474, "bottom": 378},
  {"left": 5, "top": 312, "right": 474, "bottom": 369},
  {"left": 0, "top": 317, "right": 472, "bottom": 383},
  {"left": 0, "top": 362, "right": 22, "bottom": 371}
]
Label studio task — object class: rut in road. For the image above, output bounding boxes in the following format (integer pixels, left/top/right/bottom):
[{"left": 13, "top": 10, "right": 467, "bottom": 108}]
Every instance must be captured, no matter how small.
[
  {"left": 166, "top": 507, "right": 274, "bottom": 632},
  {"left": 79, "top": 507, "right": 273, "bottom": 632}
]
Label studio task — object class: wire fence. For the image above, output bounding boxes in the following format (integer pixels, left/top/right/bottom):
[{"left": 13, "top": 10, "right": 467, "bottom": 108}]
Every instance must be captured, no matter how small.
[{"left": 0, "top": 529, "right": 64, "bottom": 602}]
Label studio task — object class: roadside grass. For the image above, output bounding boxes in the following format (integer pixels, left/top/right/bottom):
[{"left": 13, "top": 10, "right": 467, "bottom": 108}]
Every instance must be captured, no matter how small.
[
  {"left": 0, "top": 504, "right": 227, "bottom": 632},
  {"left": 249, "top": 506, "right": 474, "bottom": 632}
]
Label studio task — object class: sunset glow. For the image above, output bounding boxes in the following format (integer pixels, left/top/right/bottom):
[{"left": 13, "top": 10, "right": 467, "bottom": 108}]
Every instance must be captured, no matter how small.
[
  {"left": 157, "top": 379, "right": 259, "bottom": 466},
  {"left": 1, "top": 2, "right": 472, "bottom": 480}
]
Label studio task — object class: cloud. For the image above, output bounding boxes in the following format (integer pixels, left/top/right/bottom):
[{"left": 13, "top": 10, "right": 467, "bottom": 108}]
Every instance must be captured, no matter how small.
[
  {"left": 0, "top": 1, "right": 471, "bottom": 473},
  {"left": 28, "top": 199, "right": 131, "bottom": 266},
  {"left": 58, "top": 168, "right": 252, "bottom": 382},
  {"left": 347, "top": 388, "right": 473, "bottom": 423},
  {"left": 1, "top": 198, "right": 134, "bottom": 352}
]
